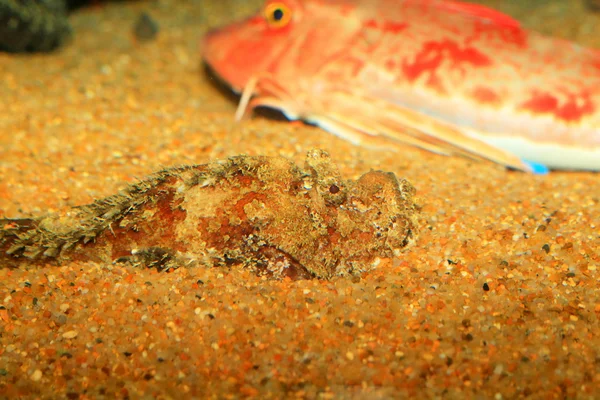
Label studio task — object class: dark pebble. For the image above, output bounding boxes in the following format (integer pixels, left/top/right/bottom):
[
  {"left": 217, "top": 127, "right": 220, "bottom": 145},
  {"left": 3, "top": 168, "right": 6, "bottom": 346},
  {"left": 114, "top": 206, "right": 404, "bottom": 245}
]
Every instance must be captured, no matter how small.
[
  {"left": 133, "top": 12, "right": 159, "bottom": 42},
  {"left": 56, "top": 314, "right": 68, "bottom": 325}
]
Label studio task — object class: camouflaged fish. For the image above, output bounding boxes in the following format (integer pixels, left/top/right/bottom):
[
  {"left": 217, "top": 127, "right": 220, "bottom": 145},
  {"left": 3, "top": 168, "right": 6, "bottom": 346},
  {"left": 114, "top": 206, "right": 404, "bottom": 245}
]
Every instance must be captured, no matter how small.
[{"left": 0, "top": 150, "right": 419, "bottom": 279}]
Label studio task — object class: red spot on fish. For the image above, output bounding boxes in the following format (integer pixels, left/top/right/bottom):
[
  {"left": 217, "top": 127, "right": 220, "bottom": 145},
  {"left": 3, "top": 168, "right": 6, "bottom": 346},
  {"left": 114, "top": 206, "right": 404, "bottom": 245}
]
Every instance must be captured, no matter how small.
[
  {"left": 339, "top": 4, "right": 355, "bottom": 16},
  {"left": 520, "top": 90, "right": 595, "bottom": 122},
  {"left": 401, "top": 40, "right": 492, "bottom": 91},
  {"left": 362, "top": 19, "right": 406, "bottom": 34},
  {"left": 471, "top": 87, "right": 500, "bottom": 105},
  {"left": 592, "top": 56, "right": 600, "bottom": 72},
  {"left": 364, "top": 19, "right": 378, "bottom": 29},
  {"left": 469, "top": 19, "right": 528, "bottom": 49},
  {"left": 382, "top": 21, "right": 408, "bottom": 34}
]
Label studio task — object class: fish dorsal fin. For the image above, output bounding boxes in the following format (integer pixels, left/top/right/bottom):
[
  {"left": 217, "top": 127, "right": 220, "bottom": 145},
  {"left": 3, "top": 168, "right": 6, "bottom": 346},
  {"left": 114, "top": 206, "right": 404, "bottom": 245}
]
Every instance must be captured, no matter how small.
[{"left": 433, "top": 0, "right": 521, "bottom": 29}]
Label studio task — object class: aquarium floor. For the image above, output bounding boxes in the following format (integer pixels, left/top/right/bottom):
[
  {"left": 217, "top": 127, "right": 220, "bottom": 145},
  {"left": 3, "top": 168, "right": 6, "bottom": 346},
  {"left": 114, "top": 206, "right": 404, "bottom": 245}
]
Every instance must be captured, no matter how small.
[{"left": 1, "top": 0, "right": 600, "bottom": 398}]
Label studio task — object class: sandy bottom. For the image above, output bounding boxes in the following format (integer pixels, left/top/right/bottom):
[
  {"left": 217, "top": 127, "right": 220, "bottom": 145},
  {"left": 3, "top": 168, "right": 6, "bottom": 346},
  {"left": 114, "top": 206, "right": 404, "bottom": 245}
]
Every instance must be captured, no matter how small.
[{"left": 1, "top": 0, "right": 600, "bottom": 398}]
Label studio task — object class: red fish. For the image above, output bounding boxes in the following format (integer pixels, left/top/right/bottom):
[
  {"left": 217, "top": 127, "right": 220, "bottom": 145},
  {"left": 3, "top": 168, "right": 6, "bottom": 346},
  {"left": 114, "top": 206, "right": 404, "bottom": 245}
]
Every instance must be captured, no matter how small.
[{"left": 202, "top": 0, "right": 600, "bottom": 172}]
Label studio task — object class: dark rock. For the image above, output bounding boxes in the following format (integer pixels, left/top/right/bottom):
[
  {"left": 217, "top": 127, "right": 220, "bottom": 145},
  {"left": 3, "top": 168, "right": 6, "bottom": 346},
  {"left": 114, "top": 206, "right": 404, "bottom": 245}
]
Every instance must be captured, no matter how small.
[{"left": 133, "top": 11, "right": 159, "bottom": 42}]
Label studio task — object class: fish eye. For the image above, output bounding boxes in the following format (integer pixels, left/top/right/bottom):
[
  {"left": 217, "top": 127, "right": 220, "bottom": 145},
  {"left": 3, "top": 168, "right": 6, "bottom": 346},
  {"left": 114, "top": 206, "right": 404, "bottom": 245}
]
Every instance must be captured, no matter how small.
[
  {"left": 264, "top": 2, "right": 292, "bottom": 28},
  {"left": 273, "top": 8, "right": 284, "bottom": 21}
]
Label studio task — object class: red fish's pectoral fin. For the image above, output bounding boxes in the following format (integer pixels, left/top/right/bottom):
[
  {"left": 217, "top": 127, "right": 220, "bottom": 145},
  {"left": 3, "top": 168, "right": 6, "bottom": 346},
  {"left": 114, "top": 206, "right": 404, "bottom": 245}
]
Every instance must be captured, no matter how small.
[
  {"left": 245, "top": 95, "right": 416, "bottom": 152},
  {"left": 306, "top": 112, "right": 454, "bottom": 155},
  {"left": 307, "top": 89, "right": 533, "bottom": 172}
]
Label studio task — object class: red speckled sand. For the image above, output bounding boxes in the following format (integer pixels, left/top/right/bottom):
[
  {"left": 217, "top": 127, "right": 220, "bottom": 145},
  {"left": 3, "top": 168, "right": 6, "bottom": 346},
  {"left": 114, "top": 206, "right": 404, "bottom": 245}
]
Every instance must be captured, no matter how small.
[{"left": 1, "top": 0, "right": 600, "bottom": 398}]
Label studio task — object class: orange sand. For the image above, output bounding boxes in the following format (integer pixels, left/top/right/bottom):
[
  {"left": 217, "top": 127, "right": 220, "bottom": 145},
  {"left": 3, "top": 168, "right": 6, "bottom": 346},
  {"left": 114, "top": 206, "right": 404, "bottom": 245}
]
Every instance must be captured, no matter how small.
[{"left": 1, "top": 0, "right": 600, "bottom": 398}]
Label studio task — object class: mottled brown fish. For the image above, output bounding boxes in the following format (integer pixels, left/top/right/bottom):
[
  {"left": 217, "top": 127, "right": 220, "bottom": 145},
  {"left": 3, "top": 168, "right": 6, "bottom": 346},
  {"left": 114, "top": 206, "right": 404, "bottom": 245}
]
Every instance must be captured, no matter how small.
[{"left": 0, "top": 150, "right": 419, "bottom": 279}]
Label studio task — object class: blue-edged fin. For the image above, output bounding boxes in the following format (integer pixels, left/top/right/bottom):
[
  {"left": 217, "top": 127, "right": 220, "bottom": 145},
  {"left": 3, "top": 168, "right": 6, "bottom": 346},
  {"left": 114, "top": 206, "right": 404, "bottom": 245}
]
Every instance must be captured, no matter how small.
[
  {"left": 299, "top": 89, "right": 534, "bottom": 172},
  {"left": 522, "top": 160, "right": 549, "bottom": 175}
]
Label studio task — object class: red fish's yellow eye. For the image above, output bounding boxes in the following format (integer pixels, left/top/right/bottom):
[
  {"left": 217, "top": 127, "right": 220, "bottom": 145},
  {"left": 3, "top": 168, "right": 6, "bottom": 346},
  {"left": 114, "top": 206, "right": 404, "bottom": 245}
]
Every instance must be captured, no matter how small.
[{"left": 264, "top": 2, "right": 292, "bottom": 28}]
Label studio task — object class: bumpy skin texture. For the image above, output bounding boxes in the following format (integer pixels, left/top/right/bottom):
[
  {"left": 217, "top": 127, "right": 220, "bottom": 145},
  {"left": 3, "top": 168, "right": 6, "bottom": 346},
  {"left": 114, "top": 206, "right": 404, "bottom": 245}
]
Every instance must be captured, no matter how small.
[
  {"left": 0, "top": 0, "right": 73, "bottom": 52},
  {"left": 0, "top": 150, "right": 419, "bottom": 279}
]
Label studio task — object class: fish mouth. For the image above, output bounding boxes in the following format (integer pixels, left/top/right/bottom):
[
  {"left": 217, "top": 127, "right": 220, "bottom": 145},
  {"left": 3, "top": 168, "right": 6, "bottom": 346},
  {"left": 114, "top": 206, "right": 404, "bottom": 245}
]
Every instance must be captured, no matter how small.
[
  {"left": 203, "top": 62, "right": 242, "bottom": 96},
  {"left": 200, "top": 26, "right": 245, "bottom": 94},
  {"left": 202, "top": 63, "right": 290, "bottom": 122}
]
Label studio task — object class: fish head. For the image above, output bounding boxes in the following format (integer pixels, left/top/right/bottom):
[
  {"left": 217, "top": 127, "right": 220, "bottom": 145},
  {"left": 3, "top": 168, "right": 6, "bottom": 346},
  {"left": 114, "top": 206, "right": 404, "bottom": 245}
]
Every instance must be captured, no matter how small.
[
  {"left": 201, "top": 0, "right": 305, "bottom": 92},
  {"left": 351, "top": 170, "right": 419, "bottom": 250}
]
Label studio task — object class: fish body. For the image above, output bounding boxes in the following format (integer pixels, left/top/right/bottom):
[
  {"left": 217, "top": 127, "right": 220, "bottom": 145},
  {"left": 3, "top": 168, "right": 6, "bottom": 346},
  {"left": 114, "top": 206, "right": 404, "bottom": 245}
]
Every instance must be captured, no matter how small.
[
  {"left": 0, "top": 150, "right": 419, "bottom": 279},
  {"left": 202, "top": 0, "right": 600, "bottom": 172}
]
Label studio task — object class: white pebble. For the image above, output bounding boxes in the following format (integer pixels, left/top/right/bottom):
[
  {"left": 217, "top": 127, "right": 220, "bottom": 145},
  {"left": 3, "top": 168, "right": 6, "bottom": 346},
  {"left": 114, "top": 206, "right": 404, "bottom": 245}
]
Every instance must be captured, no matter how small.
[
  {"left": 30, "top": 369, "right": 42, "bottom": 381},
  {"left": 62, "top": 330, "right": 78, "bottom": 339}
]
